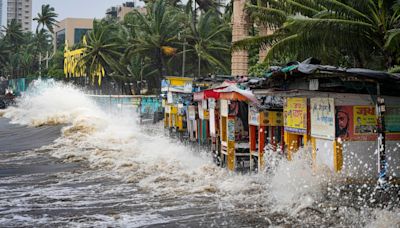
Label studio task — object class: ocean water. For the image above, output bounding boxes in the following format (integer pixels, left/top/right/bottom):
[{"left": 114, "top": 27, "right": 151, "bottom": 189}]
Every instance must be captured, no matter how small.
[{"left": 0, "top": 79, "right": 399, "bottom": 227}]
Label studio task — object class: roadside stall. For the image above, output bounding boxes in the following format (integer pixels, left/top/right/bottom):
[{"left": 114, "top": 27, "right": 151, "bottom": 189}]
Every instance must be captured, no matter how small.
[
  {"left": 248, "top": 96, "right": 284, "bottom": 172},
  {"left": 194, "top": 88, "right": 223, "bottom": 161},
  {"left": 217, "top": 85, "right": 258, "bottom": 171},
  {"left": 139, "top": 95, "right": 162, "bottom": 123},
  {"left": 161, "top": 77, "right": 193, "bottom": 137},
  {"left": 262, "top": 59, "right": 400, "bottom": 184}
]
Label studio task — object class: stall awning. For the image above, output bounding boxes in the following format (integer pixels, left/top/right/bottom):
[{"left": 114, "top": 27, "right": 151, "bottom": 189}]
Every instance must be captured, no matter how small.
[
  {"left": 193, "top": 87, "right": 226, "bottom": 101},
  {"left": 215, "top": 85, "right": 259, "bottom": 104}
]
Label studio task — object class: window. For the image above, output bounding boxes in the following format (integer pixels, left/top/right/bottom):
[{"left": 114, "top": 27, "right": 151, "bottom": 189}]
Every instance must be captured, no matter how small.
[
  {"left": 74, "top": 28, "right": 91, "bottom": 44},
  {"left": 56, "top": 29, "right": 66, "bottom": 48}
]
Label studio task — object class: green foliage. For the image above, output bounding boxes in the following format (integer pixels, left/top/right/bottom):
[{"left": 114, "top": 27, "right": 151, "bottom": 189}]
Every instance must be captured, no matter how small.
[
  {"left": 1, "top": 1, "right": 234, "bottom": 88},
  {"left": 248, "top": 61, "right": 269, "bottom": 77},
  {"left": 33, "top": 4, "right": 59, "bottom": 33},
  {"left": 185, "top": 9, "right": 232, "bottom": 75},
  {"left": 235, "top": 0, "right": 400, "bottom": 70},
  {"left": 82, "top": 19, "right": 126, "bottom": 76}
]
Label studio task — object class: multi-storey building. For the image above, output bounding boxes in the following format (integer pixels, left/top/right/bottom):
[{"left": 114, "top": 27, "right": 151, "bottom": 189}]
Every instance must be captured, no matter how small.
[
  {"left": 7, "top": 0, "right": 32, "bottom": 31},
  {"left": 106, "top": 1, "right": 145, "bottom": 21},
  {"left": 54, "top": 18, "right": 93, "bottom": 49},
  {"left": 0, "top": 0, "right": 3, "bottom": 27}
]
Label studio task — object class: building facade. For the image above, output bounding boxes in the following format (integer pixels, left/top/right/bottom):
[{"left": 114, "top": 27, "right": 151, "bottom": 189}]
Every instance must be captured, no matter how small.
[
  {"left": 106, "top": 1, "right": 145, "bottom": 21},
  {"left": 7, "top": 0, "right": 32, "bottom": 31},
  {"left": 231, "top": 0, "right": 249, "bottom": 76},
  {"left": 0, "top": 0, "right": 3, "bottom": 27},
  {"left": 54, "top": 18, "right": 93, "bottom": 49}
]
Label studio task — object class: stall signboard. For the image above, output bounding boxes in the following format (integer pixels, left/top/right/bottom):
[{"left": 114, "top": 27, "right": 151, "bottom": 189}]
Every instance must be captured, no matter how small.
[
  {"left": 221, "top": 100, "right": 228, "bottom": 117},
  {"left": 188, "top": 106, "right": 196, "bottom": 120},
  {"left": 311, "top": 98, "right": 335, "bottom": 140},
  {"left": 208, "top": 98, "right": 216, "bottom": 109},
  {"left": 167, "top": 92, "right": 173, "bottom": 104},
  {"left": 178, "top": 103, "right": 184, "bottom": 115},
  {"left": 198, "top": 104, "right": 204, "bottom": 119},
  {"left": 162, "top": 78, "right": 193, "bottom": 93},
  {"left": 203, "top": 110, "right": 210, "bottom": 120},
  {"left": 228, "top": 119, "right": 235, "bottom": 141},
  {"left": 386, "top": 106, "right": 400, "bottom": 132},
  {"left": 249, "top": 106, "right": 260, "bottom": 126},
  {"left": 202, "top": 99, "right": 208, "bottom": 110},
  {"left": 210, "top": 109, "right": 216, "bottom": 136},
  {"left": 165, "top": 105, "right": 171, "bottom": 114},
  {"left": 353, "top": 106, "right": 376, "bottom": 135},
  {"left": 183, "top": 81, "right": 193, "bottom": 93},
  {"left": 284, "top": 98, "right": 307, "bottom": 134},
  {"left": 261, "top": 111, "right": 283, "bottom": 126},
  {"left": 335, "top": 106, "right": 400, "bottom": 141}
]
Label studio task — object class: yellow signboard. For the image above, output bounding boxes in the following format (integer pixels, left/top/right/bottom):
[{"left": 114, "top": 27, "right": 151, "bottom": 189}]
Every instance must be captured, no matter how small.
[
  {"left": 353, "top": 106, "right": 376, "bottom": 134},
  {"left": 261, "top": 111, "right": 283, "bottom": 126},
  {"left": 284, "top": 98, "right": 307, "bottom": 134}
]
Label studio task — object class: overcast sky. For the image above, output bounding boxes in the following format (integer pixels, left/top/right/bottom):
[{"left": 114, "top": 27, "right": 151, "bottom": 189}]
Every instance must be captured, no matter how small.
[{"left": 1, "top": 0, "right": 144, "bottom": 30}]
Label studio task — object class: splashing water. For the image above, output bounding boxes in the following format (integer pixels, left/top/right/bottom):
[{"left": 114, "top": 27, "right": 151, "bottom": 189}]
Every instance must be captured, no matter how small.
[
  {"left": 2, "top": 79, "right": 399, "bottom": 226},
  {"left": 3, "top": 79, "right": 105, "bottom": 127}
]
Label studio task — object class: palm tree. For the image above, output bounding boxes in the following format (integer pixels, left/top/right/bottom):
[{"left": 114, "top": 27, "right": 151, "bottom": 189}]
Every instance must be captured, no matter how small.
[
  {"left": 33, "top": 4, "right": 59, "bottom": 33},
  {"left": 2, "top": 19, "right": 24, "bottom": 51},
  {"left": 81, "top": 20, "right": 125, "bottom": 81},
  {"left": 123, "top": 56, "right": 158, "bottom": 94},
  {"left": 124, "top": 0, "right": 185, "bottom": 89},
  {"left": 0, "top": 40, "right": 10, "bottom": 70},
  {"left": 234, "top": 0, "right": 400, "bottom": 70},
  {"left": 185, "top": 10, "right": 231, "bottom": 76}
]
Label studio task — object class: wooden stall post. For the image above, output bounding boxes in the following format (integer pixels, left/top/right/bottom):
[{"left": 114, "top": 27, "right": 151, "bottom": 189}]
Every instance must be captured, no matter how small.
[
  {"left": 227, "top": 116, "right": 236, "bottom": 171},
  {"left": 249, "top": 125, "right": 257, "bottom": 171},
  {"left": 258, "top": 126, "right": 266, "bottom": 171}
]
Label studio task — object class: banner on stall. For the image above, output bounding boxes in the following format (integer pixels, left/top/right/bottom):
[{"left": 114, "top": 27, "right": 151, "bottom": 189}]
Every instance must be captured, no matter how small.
[
  {"left": 261, "top": 111, "right": 283, "bottom": 126},
  {"left": 284, "top": 98, "right": 307, "bottom": 134},
  {"left": 188, "top": 106, "right": 196, "bottom": 120},
  {"left": 167, "top": 92, "right": 173, "bottom": 104},
  {"left": 249, "top": 106, "right": 260, "bottom": 126},
  {"left": 208, "top": 98, "right": 216, "bottom": 109},
  {"left": 311, "top": 98, "right": 335, "bottom": 140},
  {"left": 353, "top": 106, "right": 376, "bottom": 134},
  {"left": 228, "top": 119, "right": 235, "bottom": 141},
  {"left": 209, "top": 109, "right": 216, "bottom": 137},
  {"left": 202, "top": 99, "right": 208, "bottom": 110},
  {"left": 198, "top": 104, "right": 204, "bottom": 119},
  {"left": 221, "top": 100, "right": 228, "bottom": 117},
  {"left": 386, "top": 106, "right": 400, "bottom": 132},
  {"left": 165, "top": 105, "right": 171, "bottom": 114}
]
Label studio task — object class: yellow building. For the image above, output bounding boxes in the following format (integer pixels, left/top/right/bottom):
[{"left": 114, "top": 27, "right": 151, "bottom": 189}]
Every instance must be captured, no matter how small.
[{"left": 54, "top": 18, "right": 94, "bottom": 49}]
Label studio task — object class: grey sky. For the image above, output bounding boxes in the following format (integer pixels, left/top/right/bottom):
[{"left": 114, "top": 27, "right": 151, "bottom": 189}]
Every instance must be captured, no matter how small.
[{"left": 31, "top": 0, "right": 144, "bottom": 30}]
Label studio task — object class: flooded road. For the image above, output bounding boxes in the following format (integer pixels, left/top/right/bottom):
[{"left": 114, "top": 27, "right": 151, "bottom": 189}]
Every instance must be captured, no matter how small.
[{"left": 0, "top": 80, "right": 399, "bottom": 227}]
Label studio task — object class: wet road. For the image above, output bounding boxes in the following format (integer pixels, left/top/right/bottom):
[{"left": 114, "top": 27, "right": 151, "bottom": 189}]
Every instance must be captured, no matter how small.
[
  {"left": 0, "top": 118, "right": 267, "bottom": 227},
  {"left": 0, "top": 117, "right": 399, "bottom": 227}
]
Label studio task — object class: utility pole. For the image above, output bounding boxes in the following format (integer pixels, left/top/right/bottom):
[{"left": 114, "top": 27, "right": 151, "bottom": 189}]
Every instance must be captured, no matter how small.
[
  {"left": 45, "top": 51, "right": 49, "bottom": 69},
  {"left": 182, "top": 36, "right": 186, "bottom": 77},
  {"left": 140, "top": 58, "right": 144, "bottom": 95},
  {"left": 39, "top": 52, "right": 42, "bottom": 78},
  {"left": 376, "top": 83, "right": 388, "bottom": 190},
  {"left": 197, "top": 53, "right": 201, "bottom": 79}
]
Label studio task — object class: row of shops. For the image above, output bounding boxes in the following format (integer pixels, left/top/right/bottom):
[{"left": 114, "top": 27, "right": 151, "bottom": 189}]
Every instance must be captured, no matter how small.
[{"left": 158, "top": 60, "right": 400, "bottom": 183}]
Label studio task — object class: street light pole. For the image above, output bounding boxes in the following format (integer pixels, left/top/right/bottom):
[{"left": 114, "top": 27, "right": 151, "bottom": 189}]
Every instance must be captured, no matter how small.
[{"left": 376, "top": 82, "right": 388, "bottom": 189}]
